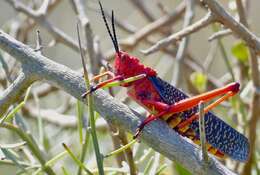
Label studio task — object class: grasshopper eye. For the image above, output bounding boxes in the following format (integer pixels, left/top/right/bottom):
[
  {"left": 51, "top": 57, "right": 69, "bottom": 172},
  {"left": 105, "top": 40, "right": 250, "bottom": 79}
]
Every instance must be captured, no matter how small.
[{"left": 121, "top": 54, "right": 126, "bottom": 61}]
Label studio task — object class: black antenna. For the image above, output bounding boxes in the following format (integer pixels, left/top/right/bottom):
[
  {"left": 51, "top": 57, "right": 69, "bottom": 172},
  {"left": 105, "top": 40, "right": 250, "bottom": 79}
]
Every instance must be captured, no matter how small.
[
  {"left": 111, "top": 10, "right": 119, "bottom": 53},
  {"left": 98, "top": 1, "right": 120, "bottom": 53}
]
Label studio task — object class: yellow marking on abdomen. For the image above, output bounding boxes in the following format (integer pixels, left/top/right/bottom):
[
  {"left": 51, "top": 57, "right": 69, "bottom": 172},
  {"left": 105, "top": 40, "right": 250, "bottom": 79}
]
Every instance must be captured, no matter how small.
[
  {"left": 161, "top": 113, "right": 173, "bottom": 121},
  {"left": 179, "top": 128, "right": 226, "bottom": 159},
  {"left": 168, "top": 116, "right": 182, "bottom": 128},
  {"left": 178, "top": 124, "right": 190, "bottom": 133},
  {"left": 208, "top": 147, "right": 218, "bottom": 155}
]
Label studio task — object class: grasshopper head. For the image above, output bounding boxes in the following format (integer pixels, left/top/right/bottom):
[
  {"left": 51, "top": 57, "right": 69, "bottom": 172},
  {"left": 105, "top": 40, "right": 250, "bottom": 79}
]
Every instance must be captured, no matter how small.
[{"left": 99, "top": 2, "right": 156, "bottom": 84}]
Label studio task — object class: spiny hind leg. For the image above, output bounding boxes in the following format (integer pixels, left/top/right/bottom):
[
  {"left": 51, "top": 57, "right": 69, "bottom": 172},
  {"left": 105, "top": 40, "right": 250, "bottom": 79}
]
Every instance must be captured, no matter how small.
[
  {"left": 134, "top": 84, "right": 239, "bottom": 139},
  {"left": 177, "top": 91, "right": 236, "bottom": 132}
]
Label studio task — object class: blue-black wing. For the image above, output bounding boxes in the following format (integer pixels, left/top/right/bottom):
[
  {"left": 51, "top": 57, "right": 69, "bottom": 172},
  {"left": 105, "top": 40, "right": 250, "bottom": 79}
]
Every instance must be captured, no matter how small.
[{"left": 148, "top": 76, "right": 249, "bottom": 162}]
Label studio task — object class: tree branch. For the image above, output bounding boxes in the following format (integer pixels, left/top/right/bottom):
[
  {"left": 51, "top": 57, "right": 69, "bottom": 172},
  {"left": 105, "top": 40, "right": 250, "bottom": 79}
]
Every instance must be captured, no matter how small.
[
  {"left": 0, "top": 71, "right": 35, "bottom": 116},
  {"left": 198, "top": 0, "right": 260, "bottom": 55}
]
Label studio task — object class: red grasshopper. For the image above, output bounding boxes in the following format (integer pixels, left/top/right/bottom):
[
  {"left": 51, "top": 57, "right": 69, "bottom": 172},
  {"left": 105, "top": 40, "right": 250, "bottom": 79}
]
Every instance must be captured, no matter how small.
[{"left": 83, "top": 2, "right": 249, "bottom": 162}]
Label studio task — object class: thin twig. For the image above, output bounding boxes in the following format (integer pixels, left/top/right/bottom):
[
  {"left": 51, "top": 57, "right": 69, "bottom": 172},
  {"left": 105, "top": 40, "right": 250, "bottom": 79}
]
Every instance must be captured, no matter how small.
[
  {"left": 213, "top": 25, "right": 235, "bottom": 81},
  {"left": 208, "top": 29, "right": 232, "bottom": 42},
  {"left": 142, "top": 12, "right": 216, "bottom": 55},
  {"left": 34, "top": 30, "right": 43, "bottom": 53},
  {"left": 129, "top": 0, "right": 156, "bottom": 21},
  {"left": 198, "top": 101, "right": 209, "bottom": 168},
  {"left": 22, "top": 105, "right": 108, "bottom": 130},
  {"left": 28, "top": 84, "right": 58, "bottom": 100},
  {"left": 0, "top": 72, "right": 36, "bottom": 117},
  {"left": 120, "top": 2, "right": 185, "bottom": 49},
  {"left": 88, "top": 4, "right": 137, "bottom": 33},
  {"left": 235, "top": 0, "right": 248, "bottom": 27},
  {"left": 17, "top": 0, "right": 61, "bottom": 43},
  {"left": 71, "top": 0, "right": 101, "bottom": 74},
  {"left": 6, "top": 0, "right": 82, "bottom": 52},
  {"left": 203, "top": 41, "right": 218, "bottom": 72},
  {"left": 197, "top": 0, "right": 260, "bottom": 55},
  {"left": 172, "top": 0, "right": 195, "bottom": 87}
]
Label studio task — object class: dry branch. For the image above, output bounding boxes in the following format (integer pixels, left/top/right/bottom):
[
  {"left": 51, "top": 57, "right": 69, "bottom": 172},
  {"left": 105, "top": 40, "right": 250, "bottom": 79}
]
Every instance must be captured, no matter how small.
[
  {"left": 0, "top": 71, "right": 36, "bottom": 116},
  {"left": 142, "top": 12, "right": 216, "bottom": 55},
  {"left": 198, "top": 0, "right": 260, "bottom": 55},
  {"left": 6, "top": 0, "right": 81, "bottom": 52}
]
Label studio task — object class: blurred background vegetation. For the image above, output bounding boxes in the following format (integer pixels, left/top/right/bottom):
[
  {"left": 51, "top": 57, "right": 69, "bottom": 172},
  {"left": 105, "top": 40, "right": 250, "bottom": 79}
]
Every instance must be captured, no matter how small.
[{"left": 0, "top": 0, "right": 259, "bottom": 174}]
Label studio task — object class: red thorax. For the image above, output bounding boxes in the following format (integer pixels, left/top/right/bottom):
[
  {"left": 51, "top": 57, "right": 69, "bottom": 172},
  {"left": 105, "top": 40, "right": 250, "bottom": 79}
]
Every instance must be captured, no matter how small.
[
  {"left": 114, "top": 51, "right": 161, "bottom": 112},
  {"left": 114, "top": 51, "right": 157, "bottom": 86}
]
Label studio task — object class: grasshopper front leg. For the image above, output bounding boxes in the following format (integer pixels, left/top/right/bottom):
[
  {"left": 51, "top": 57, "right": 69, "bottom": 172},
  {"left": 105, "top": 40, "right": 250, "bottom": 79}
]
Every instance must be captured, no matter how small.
[
  {"left": 82, "top": 73, "right": 147, "bottom": 98},
  {"left": 91, "top": 71, "right": 115, "bottom": 82}
]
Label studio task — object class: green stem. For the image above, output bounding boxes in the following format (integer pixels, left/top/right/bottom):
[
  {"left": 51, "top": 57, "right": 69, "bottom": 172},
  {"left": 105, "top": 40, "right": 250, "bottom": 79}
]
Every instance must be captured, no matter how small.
[
  {"left": 76, "top": 100, "right": 84, "bottom": 145},
  {"left": 81, "top": 61, "right": 104, "bottom": 174},
  {"left": 77, "top": 24, "right": 104, "bottom": 175},
  {"left": 45, "top": 151, "right": 67, "bottom": 167},
  {"left": 62, "top": 143, "right": 93, "bottom": 175},
  {"left": 34, "top": 151, "right": 68, "bottom": 174},
  {"left": 143, "top": 156, "right": 154, "bottom": 175},
  {"left": 105, "top": 139, "right": 136, "bottom": 158},
  {"left": 62, "top": 166, "right": 70, "bottom": 175},
  {"left": 77, "top": 125, "right": 91, "bottom": 175},
  {"left": 87, "top": 86, "right": 104, "bottom": 175},
  {"left": 155, "top": 164, "right": 167, "bottom": 175},
  {"left": 212, "top": 24, "right": 235, "bottom": 81}
]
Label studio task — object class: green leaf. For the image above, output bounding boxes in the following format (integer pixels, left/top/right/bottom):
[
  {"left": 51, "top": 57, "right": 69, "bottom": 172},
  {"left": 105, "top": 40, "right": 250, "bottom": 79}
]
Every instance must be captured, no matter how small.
[
  {"left": 0, "top": 142, "right": 26, "bottom": 149},
  {"left": 34, "top": 151, "right": 68, "bottom": 175},
  {"left": 43, "top": 133, "right": 51, "bottom": 151},
  {"left": 0, "top": 86, "right": 31, "bottom": 125},
  {"left": 231, "top": 41, "right": 249, "bottom": 63},
  {"left": 46, "top": 151, "right": 67, "bottom": 167},
  {"left": 1, "top": 148, "right": 26, "bottom": 172},
  {"left": 14, "top": 113, "right": 29, "bottom": 132},
  {"left": 105, "top": 139, "right": 136, "bottom": 158},
  {"left": 143, "top": 156, "right": 154, "bottom": 175},
  {"left": 62, "top": 166, "right": 71, "bottom": 175},
  {"left": 155, "top": 163, "right": 167, "bottom": 175},
  {"left": 175, "top": 162, "right": 192, "bottom": 175},
  {"left": 62, "top": 143, "right": 93, "bottom": 175},
  {"left": 190, "top": 72, "right": 207, "bottom": 92}
]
